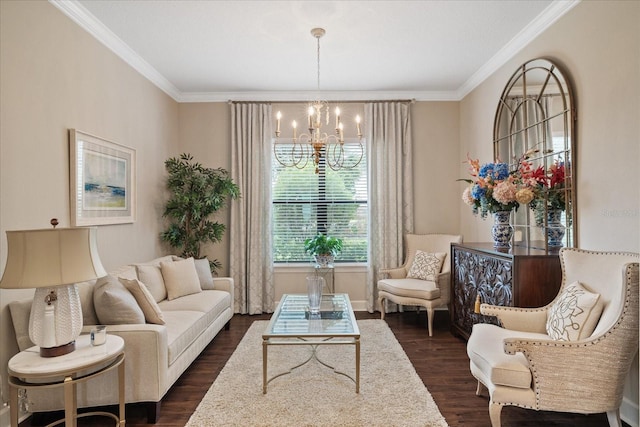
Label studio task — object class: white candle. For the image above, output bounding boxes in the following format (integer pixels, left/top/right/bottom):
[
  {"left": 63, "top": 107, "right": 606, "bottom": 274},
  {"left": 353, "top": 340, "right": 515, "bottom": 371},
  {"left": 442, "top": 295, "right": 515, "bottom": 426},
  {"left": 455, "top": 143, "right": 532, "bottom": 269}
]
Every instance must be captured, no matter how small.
[
  {"left": 292, "top": 120, "right": 297, "bottom": 140},
  {"left": 276, "top": 111, "right": 282, "bottom": 134},
  {"left": 356, "top": 115, "right": 362, "bottom": 137},
  {"left": 335, "top": 107, "right": 341, "bottom": 129},
  {"left": 308, "top": 106, "right": 314, "bottom": 128}
]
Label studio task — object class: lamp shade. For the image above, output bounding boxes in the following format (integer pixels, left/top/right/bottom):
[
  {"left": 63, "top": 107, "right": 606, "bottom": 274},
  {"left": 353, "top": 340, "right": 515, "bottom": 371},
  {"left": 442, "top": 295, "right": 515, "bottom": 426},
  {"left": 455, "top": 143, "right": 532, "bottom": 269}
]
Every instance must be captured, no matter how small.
[
  {"left": 0, "top": 227, "right": 106, "bottom": 289},
  {"left": 1, "top": 227, "right": 107, "bottom": 356}
]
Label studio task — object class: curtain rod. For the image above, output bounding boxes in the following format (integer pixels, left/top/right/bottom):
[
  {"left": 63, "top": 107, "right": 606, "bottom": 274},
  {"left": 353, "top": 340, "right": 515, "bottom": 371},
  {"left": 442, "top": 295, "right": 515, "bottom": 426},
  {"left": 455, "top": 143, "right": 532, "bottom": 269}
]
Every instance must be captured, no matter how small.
[{"left": 228, "top": 99, "right": 415, "bottom": 104}]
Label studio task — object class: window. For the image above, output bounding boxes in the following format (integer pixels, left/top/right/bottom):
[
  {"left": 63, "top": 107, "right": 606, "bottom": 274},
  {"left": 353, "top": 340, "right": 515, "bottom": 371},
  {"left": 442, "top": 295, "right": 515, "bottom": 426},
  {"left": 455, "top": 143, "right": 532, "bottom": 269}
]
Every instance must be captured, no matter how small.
[{"left": 272, "top": 138, "right": 368, "bottom": 263}]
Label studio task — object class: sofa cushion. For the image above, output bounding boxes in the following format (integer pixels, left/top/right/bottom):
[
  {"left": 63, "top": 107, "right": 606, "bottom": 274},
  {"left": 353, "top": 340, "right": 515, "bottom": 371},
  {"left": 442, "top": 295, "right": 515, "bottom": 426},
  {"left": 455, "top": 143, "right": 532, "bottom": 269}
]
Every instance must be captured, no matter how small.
[
  {"left": 194, "top": 258, "right": 215, "bottom": 290},
  {"left": 159, "top": 290, "right": 231, "bottom": 365},
  {"left": 93, "top": 275, "right": 145, "bottom": 325},
  {"left": 546, "top": 281, "right": 603, "bottom": 341},
  {"left": 9, "top": 299, "right": 34, "bottom": 351},
  {"left": 135, "top": 264, "right": 167, "bottom": 303},
  {"left": 120, "top": 278, "right": 166, "bottom": 325},
  {"left": 467, "top": 323, "right": 549, "bottom": 389},
  {"left": 77, "top": 280, "right": 99, "bottom": 326},
  {"left": 406, "top": 251, "right": 446, "bottom": 281},
  {"left": 161, "top": 257, "right": 202, "bottom": 300},
  {"left": 378, "top": 278, "right": 440, "bottom": 300}
]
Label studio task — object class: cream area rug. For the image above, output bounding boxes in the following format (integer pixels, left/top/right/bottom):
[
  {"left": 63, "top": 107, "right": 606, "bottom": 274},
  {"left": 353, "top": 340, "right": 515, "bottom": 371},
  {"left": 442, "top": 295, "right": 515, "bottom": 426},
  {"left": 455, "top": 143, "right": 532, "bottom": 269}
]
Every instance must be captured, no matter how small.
[{"left": 186, "top": 319, "right": 449, "bottom": 427}]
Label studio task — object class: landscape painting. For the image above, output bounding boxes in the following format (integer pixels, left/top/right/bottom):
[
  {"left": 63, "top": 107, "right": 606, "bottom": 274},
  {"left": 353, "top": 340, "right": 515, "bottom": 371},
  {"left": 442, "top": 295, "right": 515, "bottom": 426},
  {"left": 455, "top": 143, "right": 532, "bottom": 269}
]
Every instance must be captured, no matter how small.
[
  {"left": 70, "top": 129, "right": 136, "bottom": 226},
  {"left": 82, "top": 150, "right": 127, "bottom": 210}
]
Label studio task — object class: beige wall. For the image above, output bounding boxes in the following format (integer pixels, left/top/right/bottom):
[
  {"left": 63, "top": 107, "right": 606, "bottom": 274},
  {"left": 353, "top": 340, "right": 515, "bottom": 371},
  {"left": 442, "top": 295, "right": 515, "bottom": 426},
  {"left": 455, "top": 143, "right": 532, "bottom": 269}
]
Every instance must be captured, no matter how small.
[
  {"left": 459, "top": 0, "right": 640, "bottom": 252},
  {"left": 1, "top": 0, "right": 638, "bottom": 422},
  {"left": 178, "top": 101, "right": 460, "bottom": 303},
  {"left": 459, "top": 0, "right": 640, "bottom": 421},
  {"left": 0, "top": 0, "right": 179, "bottom": 411}
]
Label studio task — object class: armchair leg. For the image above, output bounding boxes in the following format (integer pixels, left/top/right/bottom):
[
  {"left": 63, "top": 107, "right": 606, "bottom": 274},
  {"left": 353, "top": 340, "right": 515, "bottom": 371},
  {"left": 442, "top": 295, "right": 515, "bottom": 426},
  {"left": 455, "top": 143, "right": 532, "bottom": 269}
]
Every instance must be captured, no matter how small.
[
  {"left": 378, "top": 296, "right": 386, "bottom": 320},
  {"left": 426, "top": 307, "right": 434, "bottom": 337},
  {"left": 475, "top": 380, "right": 487, "bottom": 396},
  {"left": 488, "top": 401, "right": 503, "bottom": 427},
  {"left": 606, "top": 409, "right": 622, "bottom": 427}
]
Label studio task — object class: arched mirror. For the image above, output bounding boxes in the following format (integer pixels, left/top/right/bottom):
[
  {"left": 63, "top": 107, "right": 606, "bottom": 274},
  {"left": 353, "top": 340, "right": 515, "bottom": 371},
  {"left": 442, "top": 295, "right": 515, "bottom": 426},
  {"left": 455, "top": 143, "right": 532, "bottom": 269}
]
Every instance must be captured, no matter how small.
[{"left": 494, "top": 58, "right": 576, "bottom": 250}]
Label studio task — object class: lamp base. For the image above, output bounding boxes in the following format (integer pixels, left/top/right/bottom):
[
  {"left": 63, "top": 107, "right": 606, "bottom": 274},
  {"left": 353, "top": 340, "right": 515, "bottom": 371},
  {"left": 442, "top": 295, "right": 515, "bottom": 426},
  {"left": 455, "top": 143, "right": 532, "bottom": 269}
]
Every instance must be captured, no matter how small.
[{"left": 40, "top": 341, "right": 75, "bottom": 358}]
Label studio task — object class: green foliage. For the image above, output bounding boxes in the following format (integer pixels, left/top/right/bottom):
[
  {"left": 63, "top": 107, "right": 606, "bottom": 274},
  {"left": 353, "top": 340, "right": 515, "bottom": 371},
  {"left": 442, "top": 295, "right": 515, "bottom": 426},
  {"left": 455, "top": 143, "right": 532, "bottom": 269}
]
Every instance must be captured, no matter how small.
[
  {"left": 160, "top": 153, "right": 239, "bottom": 274},
  {"left": 303, "top": 233, "right": 343, "bottom": 257}
]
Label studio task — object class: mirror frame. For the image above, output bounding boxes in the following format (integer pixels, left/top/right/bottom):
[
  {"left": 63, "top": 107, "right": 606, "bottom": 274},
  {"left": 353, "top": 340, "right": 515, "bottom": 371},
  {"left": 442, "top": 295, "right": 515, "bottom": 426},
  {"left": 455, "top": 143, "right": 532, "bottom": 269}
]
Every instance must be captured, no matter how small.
[{"left": 493, "top": 58, "right": 577, "bottom": 251}]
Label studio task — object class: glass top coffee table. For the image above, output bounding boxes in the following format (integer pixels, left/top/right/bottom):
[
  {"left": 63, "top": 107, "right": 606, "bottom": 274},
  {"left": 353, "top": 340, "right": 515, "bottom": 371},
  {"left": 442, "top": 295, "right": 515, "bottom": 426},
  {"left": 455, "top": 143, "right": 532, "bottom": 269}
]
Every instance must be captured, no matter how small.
[{"left": 262, "top": 293, "right": 360, "bottom": 394}]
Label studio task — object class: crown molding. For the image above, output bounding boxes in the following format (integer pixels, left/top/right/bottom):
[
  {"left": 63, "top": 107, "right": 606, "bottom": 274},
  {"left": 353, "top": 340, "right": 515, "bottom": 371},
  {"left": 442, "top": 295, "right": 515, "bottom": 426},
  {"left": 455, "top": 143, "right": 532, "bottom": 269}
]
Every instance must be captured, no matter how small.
[
  {"left": 49, "top": 0, "right": 182, "bottom": 101},
  {"left": 178, "top": 90, "right": 459, "bottom": 103},
  {"left": 50, "top": 0, "right": 580, "bottom": 104},
  {"left": 456, "top": 0, "right": 581, "bottom": 99}
]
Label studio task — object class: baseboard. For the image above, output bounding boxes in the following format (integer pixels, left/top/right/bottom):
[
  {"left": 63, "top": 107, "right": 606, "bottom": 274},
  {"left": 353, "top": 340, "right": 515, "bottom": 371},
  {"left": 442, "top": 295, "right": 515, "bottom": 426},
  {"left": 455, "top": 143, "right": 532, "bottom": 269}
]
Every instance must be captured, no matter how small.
[{"left": 621, "top": 396, "right": 639, "bottom": 427}]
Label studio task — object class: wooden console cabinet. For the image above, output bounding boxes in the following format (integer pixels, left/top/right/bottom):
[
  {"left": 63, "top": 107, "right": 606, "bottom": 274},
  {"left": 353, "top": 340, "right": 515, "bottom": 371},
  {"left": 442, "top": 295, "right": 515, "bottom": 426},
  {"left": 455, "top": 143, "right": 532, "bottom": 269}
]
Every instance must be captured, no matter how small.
[{"left": 450, "top": 242, "right": 562, "bottom": 340}]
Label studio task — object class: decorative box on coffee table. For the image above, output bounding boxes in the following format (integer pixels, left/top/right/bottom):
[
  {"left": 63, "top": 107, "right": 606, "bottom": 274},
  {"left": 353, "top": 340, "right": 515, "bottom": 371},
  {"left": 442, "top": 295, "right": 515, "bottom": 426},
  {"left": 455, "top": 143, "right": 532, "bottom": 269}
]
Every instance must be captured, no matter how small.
[{"left": 450, "top": 242, "right": 562, "bottom": 340}]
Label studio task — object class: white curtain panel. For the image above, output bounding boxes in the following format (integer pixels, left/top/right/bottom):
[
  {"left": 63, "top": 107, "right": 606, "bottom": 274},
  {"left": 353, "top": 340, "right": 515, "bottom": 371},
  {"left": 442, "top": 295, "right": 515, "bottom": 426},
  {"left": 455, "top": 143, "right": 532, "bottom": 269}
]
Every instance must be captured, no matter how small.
[
  {"left": 230, "top": 102, "right": 275, "bottom": 314},
  {"left": 365, "top": 101, "right": 414, "bottom": 312}
]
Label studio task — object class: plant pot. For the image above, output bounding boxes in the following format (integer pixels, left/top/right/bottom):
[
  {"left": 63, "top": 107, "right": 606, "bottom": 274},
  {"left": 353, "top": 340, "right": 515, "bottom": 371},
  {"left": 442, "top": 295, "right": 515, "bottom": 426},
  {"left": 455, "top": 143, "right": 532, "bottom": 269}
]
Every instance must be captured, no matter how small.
[{"left": 314, "top": 254, "right": 335, "bottom": 267}]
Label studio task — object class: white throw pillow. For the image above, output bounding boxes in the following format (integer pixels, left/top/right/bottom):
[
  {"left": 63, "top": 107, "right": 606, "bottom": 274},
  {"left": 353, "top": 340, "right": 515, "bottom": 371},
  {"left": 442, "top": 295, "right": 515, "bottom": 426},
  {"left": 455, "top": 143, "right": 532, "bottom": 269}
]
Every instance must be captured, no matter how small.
[
  {"left": 546, "top": 281, "right": 603, "bottom": 341},
  {"left": 406, "top": 251, "right": 446, "bottom": 281},
  {"left": 119, "top": 278, "right": 166, "bottom": 325},
  {"left": 93, "top": 275, "right": 145, "bottom": 325},
  {"left": 161, "top": 257, "right": 202, "bottom": 300},
  {"left": 135, "top": 264, "right": 167, "bottom": 303},
  {"left": 194, "top": 258, "right": 215, "bottom": 290}
]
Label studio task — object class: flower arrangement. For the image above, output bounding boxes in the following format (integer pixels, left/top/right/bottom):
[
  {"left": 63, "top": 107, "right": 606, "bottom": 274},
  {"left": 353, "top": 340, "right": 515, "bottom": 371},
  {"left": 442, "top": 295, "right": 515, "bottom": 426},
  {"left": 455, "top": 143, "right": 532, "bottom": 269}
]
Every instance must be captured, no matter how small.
[
  {"left": 528, "top": 159, "right": 568, "bottom": 225},
  {"left": 460, "top": 153, "right": 544, "bottom": 218}
]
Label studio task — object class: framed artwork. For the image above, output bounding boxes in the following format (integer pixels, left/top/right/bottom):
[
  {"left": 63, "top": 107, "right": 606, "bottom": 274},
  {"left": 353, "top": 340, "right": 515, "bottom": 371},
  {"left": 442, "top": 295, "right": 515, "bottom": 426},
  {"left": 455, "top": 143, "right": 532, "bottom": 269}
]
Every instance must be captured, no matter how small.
[{"left": 70, "top": 129, "right": 136, "bottom": 226}]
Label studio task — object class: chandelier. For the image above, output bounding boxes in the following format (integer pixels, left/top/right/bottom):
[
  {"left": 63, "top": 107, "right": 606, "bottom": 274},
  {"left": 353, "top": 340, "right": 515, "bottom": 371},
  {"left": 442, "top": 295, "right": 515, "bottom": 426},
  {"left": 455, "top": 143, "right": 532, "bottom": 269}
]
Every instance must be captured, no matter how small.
[{"left": 274, "top": 28, "right": 364, "bottom": 174}]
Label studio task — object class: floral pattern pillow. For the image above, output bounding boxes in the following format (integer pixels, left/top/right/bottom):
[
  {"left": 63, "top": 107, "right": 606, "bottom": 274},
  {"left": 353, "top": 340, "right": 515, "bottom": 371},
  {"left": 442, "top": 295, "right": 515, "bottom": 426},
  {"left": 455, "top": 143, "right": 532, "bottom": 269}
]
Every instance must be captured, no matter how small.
[
  {"left": 406, "top": 251, "right": 446, "bottom": 281},
  {"left": 546, "top": 281, "right": 603, "bottom": 341}
]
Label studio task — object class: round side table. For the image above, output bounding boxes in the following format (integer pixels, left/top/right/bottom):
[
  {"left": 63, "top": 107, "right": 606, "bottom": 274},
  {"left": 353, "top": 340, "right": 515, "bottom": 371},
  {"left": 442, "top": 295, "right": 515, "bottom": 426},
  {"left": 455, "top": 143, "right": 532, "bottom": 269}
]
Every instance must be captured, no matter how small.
[{"left": 8, "top": 334, "right": 125, "bottom": 427}]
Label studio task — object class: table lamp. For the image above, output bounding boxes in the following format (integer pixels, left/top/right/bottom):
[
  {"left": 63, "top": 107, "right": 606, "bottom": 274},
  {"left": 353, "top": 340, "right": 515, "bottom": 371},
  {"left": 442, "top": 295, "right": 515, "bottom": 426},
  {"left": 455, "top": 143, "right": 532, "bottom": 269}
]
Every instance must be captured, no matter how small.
[{"left": 0, "top": 222, "right": 106, "bottom": 357}]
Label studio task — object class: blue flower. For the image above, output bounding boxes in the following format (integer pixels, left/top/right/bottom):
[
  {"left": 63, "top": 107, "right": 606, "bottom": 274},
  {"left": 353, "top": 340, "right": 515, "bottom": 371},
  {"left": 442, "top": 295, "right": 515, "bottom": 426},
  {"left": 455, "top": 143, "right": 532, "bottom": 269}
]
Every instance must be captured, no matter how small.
[
  {"left": 471, "top": 183, "right": 485, "bottom": 200},
  {"left": 493, "top": 163, "right": 509, "bottom": 180},
  {"left": 478, "top": 164, "right": 494, "bottom": 178}
]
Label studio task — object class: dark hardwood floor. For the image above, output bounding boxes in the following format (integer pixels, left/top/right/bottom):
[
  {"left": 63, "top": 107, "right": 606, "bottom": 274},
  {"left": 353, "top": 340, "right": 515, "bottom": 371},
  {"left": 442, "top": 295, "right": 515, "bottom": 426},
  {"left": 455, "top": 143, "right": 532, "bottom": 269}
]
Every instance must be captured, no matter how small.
[{"left": 22, "top": 311, "right": 619, "bottom": 426}]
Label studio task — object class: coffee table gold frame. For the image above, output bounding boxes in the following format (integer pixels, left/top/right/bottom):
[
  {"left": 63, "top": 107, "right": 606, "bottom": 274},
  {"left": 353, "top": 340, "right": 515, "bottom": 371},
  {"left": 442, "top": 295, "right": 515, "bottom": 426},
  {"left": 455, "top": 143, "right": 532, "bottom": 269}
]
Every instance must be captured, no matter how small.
[{"left": 262, "top": 294, "right": 360, "bottom": 394}]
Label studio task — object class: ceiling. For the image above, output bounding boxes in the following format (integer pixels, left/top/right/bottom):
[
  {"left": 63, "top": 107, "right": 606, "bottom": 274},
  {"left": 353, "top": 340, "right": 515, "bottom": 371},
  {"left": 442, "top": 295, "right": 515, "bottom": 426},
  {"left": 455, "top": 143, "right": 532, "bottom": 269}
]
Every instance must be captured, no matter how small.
[{"left": 53, "top": 0, "right": 579, "bottom": 102}]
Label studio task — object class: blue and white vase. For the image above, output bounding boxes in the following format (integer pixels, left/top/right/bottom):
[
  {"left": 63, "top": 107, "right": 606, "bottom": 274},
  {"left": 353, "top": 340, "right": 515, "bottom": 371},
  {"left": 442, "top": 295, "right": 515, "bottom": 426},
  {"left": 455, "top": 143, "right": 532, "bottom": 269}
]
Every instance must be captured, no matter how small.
[
  {"left": 491, "top": 210, "right": 513, "bottom": 249},
  {"left": 546, "top": 209, "right": 566, "bottom": 248}
]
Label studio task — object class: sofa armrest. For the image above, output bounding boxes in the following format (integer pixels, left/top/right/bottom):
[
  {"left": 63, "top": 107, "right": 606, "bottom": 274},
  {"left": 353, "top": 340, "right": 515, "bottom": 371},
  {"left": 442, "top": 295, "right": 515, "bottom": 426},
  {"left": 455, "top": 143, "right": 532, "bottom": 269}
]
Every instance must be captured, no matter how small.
[
  {"left": 81, "top": 323, "right": 169, "bottom": 402},
  {"left": 213, "top": 277, "right": 234, "bottom": 307},
  {"left": 480, "top": 304, "right": 548, "bottom": 333}
]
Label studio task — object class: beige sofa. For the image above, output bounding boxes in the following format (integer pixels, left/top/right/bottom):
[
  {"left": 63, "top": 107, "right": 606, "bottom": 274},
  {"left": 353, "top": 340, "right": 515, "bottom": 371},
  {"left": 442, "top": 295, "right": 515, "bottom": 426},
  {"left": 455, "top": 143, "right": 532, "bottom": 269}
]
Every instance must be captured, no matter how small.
[{"left": 9, "top": 255, "right": 234, "bottom": 423}]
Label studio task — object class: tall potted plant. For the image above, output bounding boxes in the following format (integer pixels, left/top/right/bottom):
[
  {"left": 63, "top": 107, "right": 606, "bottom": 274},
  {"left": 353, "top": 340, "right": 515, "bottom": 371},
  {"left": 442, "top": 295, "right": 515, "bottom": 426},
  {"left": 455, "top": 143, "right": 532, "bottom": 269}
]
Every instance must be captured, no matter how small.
[
  {"left": 304, "top": 233, "right": 343, "bottom": 267},
  {"left": 161, "top": 153, "right": 240, "bottom": 274}
]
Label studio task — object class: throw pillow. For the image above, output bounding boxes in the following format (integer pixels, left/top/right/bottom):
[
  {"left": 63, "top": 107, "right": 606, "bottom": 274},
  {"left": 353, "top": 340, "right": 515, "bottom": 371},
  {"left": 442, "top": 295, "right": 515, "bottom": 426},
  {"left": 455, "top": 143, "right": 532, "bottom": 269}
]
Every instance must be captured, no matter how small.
[
  {"left": 93, "top": 275, "right": 145, "bottom": 325},
  {"left": 194, "top": 258, "right": 215, "bottom": 290},
  {"left": 406, "top": 251, "right": 446, "bottom": 281},
  {"left": 119, "top": 278, "right": 166, "bottom": 325},
  {"left": 546, "top": 281, "right": 603, "bottom": 341},
  {"left": 161, "top": 257, "right": 202, "bottom": 300},
  {"left": 135, "top": 264, "right": 167, "bottom": 303}
]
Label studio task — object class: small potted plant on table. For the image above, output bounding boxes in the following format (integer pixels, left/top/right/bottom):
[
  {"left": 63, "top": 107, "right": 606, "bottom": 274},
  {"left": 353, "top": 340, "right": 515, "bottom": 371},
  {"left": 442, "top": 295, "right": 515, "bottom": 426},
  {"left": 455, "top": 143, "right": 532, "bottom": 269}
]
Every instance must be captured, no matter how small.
[{"left": 304, "top": 233, "right": 343, "bottom": 267}]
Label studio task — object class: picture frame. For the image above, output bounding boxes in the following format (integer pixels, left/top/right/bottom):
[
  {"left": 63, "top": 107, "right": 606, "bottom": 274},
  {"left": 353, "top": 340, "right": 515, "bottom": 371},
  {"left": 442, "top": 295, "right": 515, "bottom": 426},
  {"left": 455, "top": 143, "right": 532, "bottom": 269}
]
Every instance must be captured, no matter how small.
[{"left": 70, "top": 129, "right": 136, "bottom": 226}]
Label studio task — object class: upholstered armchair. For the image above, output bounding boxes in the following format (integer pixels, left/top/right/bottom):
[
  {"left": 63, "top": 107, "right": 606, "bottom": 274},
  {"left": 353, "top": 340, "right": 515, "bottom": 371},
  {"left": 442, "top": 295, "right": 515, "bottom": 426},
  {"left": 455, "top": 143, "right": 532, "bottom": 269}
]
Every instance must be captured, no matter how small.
[
  {"left": 378, "top": 234, "right": 463, "bottom": 336},
  {"left": 467, "top": 248, "right": 639, "bottom": 427}
]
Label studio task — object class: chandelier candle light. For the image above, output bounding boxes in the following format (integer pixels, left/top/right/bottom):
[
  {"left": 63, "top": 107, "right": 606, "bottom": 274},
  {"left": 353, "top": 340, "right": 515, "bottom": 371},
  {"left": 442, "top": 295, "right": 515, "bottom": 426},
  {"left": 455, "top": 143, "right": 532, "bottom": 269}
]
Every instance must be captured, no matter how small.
[{"left": 274, "top": 28, "right": 363, "bottom": 173}]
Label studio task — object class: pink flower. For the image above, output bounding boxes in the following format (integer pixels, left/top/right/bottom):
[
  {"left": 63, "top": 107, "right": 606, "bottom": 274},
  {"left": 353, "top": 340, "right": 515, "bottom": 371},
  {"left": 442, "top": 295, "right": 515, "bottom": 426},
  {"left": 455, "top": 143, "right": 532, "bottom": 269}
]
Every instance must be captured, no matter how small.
[
  {"left": 493, "top": 181, "right": 517, "bottom": 205},
  {"left": 462, "top": 186, "right": 475, "bottom": 206}
]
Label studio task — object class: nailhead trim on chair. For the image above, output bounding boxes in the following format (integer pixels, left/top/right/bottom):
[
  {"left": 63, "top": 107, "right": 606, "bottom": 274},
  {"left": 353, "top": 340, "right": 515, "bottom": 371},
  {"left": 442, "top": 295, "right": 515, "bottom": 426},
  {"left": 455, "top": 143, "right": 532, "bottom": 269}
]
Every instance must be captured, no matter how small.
[{"left": 499, "top": 249, "right": 639, "bottom": 413}]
